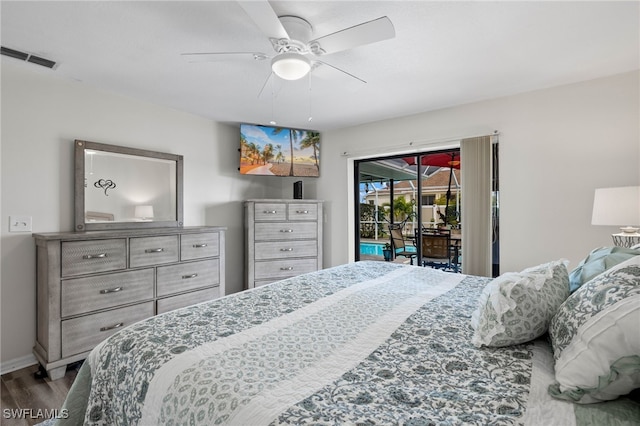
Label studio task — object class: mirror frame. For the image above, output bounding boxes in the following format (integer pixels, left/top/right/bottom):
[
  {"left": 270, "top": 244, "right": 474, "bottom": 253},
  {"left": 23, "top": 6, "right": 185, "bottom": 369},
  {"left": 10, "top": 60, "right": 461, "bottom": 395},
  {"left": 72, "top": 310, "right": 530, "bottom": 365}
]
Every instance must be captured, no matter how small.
[{"left": 74, "top": 140, "right": 184, "bottom": 231}]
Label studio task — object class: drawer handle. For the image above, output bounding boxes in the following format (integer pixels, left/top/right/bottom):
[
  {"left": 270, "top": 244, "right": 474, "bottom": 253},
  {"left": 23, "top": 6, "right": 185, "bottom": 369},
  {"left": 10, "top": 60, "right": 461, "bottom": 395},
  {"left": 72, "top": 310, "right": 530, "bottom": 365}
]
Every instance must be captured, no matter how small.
[
  {"left": 83, "top": 253, "right": 108, "bottom": 260},
  {"left": 99, "top": 286, "right": 123, "bottom": 294},
  {"left": 280, "top": 248, "right": 294, "bottom": 251},
  {"left": 263, "top": 210, "right": 278, "bottom": 214},
  {"left": 145, "top": 248, "right": 165, "bottom": 253},
  {"left": 280, "top": 229, "right": 294, "bottom": 233},
  {"left": 193, "top": 244, "right": 208, "bottom": 248},
  {"left": 182, "top": 273, "right": 198, "bottom": 279},
  {"left": 296, "top": 210, "right": 309, "bottom": 214},
  {"left": 280, "top": 266, "right": 294, "bottom": 271},
  {"left": 100, "top": 322, "right": 124, "bottom": 332}
]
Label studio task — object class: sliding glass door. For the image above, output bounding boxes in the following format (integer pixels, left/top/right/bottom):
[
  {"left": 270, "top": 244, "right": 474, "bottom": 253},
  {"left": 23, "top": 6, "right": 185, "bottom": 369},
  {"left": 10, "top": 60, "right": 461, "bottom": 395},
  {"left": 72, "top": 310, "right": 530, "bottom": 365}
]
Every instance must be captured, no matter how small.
[{"left": 354, "top": 144, "right": 499, "bottom": 276}]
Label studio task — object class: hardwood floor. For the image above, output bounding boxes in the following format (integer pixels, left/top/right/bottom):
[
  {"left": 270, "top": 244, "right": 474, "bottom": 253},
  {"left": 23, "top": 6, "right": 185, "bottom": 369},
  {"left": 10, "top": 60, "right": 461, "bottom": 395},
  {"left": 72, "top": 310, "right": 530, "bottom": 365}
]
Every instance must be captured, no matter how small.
[{"left": 1, "top": 362, "right": 80, "bottom": 426}]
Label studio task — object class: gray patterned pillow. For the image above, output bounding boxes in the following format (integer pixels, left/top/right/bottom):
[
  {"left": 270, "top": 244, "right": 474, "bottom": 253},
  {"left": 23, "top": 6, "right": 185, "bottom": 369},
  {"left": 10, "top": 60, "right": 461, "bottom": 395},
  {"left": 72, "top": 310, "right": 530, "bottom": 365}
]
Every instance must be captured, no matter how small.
[
  {"left": 548, "top": 256, "right": 640, "bottom": 404},
  {"left": 470, "top": 260, "right": 569, "bottom": 347}
]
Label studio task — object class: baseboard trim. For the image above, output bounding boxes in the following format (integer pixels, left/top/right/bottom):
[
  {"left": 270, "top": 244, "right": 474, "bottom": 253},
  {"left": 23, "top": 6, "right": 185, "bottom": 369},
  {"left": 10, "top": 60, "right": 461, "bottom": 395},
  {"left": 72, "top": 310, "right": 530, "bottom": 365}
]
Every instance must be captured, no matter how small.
[{"left": 1, "top": 353, "right": 38, "bottom": 375}]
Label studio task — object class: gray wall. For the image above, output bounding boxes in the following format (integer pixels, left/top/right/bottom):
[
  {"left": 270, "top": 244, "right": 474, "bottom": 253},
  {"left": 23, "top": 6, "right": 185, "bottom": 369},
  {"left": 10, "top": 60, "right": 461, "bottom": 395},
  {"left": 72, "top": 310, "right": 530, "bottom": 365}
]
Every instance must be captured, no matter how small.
[
  {"left": 2, "top": 59, "right": 638, "bottom": 371},
  {"left": 0, "top": 62, "right": 317, "bottom": 369},
  {"left": 315, "top": 71, "right": 639, "bottom": 272}
]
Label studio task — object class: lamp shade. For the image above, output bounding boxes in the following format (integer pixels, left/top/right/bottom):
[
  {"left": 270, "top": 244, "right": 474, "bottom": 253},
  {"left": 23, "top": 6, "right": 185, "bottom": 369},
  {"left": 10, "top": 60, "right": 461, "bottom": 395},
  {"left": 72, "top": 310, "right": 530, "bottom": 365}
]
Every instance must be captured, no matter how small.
[
  {"left": 135, "top": 205, "right": 154, "bottom": 220},
  {"left": 271, "top": 52, "right": 311, "bottom": 80},
  {"left": 591, "top": 186, "right": 640, "bottom": 229}
]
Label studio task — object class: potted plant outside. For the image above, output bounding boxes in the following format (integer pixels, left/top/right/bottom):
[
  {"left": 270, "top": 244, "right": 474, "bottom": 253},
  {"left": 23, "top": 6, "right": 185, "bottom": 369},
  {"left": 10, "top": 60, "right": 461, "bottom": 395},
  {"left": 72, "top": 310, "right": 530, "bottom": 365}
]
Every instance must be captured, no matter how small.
[
  {"left": 437, "top": 207, "right": 458, "bottom": 230},
  {"left": 383, "top": 242, "right": 392, "bottom": 262}
]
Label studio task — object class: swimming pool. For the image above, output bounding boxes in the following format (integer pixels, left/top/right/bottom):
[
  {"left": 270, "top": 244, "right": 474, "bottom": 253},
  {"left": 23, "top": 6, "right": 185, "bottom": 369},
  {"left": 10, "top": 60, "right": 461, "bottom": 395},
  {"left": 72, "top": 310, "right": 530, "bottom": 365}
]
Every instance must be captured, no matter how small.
[{"left": 360, "top": 242, "right": 416, "bottom": 256}]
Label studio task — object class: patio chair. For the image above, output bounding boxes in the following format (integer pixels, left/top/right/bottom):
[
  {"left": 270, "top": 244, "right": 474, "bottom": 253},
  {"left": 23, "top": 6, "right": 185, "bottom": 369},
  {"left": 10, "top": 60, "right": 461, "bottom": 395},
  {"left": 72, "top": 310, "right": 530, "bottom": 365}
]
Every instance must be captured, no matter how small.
[
  {"left": 388, "top": 223, "right": 417, "bottom": 265},
  {"left": 419, "top": 228, "right": 452, "bottom": 271}
]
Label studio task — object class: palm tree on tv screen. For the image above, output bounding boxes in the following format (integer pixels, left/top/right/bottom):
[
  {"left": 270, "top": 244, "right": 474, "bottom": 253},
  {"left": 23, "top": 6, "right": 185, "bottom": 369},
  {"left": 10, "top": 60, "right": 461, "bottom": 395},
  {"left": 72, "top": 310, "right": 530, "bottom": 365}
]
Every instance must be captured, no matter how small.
[
  {"left": 299, "top": 131, "right": 320, "bottom": 171},
  {"left": 241, "top": 137, "right": 261, "bottom": 166},
  {"left": 262, "top": 143, "right": 274, "bottom": 165},
  {"left": 288, "top": 129, "right": 305, "bottom": 176},
  {"left": 248, "top": 142, "right": 260, "bottom": 165},
  {"left": 275, "top": 144, "right": 284, "bottom": 164},
  {"left": 272, "top": 127, "right": 303, "bottom": 176}
]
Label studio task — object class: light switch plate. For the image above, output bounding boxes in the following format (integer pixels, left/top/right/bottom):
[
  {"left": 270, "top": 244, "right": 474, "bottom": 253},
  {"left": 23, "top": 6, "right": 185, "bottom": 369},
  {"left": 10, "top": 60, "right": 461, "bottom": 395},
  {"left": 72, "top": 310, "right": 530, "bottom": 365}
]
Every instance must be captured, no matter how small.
[{"left": 9, "top": 216, "right": 32, "bottom": 232}]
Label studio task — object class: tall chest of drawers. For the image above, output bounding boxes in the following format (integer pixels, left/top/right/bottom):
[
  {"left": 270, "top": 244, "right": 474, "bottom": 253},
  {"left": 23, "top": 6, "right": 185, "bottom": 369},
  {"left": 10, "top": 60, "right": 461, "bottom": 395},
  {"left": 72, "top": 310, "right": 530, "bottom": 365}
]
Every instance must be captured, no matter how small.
[
  {"left": 32, "top": 226, "right": 225, "bottom": 380},
  {"left": 245, "top": 199, "right": 323, "bottom": 289}
]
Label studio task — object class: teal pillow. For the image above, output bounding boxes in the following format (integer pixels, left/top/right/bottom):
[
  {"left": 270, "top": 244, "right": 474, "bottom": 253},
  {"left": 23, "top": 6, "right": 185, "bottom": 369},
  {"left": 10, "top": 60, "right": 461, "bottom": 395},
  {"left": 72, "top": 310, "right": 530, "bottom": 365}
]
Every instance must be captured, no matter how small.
[{"left": 569, "top": 247, "right": 640, "bottom": 293}]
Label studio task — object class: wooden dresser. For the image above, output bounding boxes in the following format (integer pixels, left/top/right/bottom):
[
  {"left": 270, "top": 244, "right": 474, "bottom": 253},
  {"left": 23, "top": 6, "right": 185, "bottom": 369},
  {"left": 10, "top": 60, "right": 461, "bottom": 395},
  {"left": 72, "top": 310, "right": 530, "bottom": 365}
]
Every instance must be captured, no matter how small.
[
  {"left": 244, "top": 199, "right": 323, "bottom": 289},
  {"left": 32, "top": 226, "right": 225, "bottom": 380}
]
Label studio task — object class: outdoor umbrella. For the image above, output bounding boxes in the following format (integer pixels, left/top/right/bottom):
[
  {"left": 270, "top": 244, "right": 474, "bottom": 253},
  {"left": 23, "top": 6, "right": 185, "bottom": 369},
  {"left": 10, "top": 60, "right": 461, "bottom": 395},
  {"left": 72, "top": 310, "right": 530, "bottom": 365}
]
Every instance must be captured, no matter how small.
[
  {"left": 402, "top": 151, "right": 460, "bottom": 169},
  {"left": 403, "top": 151, "right": 460, "bottom": 222}
]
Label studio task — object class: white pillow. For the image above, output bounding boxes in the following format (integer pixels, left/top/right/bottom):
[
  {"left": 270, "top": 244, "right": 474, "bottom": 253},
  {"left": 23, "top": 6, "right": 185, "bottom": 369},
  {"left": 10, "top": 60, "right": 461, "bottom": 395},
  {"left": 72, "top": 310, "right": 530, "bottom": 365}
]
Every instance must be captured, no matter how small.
[
  {"left": 470, "top": 260, "right": 570, "bottom": 347},
  {"left": 548, "top": 256, "right": 640, "bottom": 403}
]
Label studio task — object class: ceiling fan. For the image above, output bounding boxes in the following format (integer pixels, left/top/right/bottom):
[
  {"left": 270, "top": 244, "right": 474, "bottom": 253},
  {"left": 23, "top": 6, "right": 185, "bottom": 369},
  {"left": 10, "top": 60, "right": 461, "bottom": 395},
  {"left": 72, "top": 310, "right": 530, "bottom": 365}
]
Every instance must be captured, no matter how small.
[{"left": 181, "top": 1, "right": 395, "bottom": 85}]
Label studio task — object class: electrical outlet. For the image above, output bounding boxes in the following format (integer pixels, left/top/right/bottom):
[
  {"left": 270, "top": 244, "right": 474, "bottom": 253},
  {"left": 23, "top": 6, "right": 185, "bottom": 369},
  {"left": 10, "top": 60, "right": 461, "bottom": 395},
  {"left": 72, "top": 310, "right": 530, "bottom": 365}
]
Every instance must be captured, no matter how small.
[{"left": 9, "top": 216, "right": 32, "bottom": 232}]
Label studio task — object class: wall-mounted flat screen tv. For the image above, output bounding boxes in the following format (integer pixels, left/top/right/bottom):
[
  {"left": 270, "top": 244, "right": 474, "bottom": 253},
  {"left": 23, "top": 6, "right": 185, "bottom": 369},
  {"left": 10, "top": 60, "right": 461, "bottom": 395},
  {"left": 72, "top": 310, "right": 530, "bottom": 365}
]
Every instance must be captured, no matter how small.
[{"left": 240, "top": 123, "right": 320, "bottom": 177}]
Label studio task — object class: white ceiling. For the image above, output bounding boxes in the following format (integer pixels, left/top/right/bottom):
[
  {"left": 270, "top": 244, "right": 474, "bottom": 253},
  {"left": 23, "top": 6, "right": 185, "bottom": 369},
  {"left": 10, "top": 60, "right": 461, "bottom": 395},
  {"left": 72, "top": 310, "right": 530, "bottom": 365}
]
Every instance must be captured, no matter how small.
[{"left": 2, "top": 1, "right": 638, "bottom": 131}]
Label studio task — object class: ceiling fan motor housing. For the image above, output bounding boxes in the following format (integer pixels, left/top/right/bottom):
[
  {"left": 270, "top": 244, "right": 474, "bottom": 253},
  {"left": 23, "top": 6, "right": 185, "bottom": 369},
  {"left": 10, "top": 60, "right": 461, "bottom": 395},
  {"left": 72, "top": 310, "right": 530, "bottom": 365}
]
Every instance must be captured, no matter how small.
[
  {"left": 280, "top": 16, "right": 312, "bottom": 43},
  {"left": 272, "top": 16, "right": 313, "bottom": 54}
]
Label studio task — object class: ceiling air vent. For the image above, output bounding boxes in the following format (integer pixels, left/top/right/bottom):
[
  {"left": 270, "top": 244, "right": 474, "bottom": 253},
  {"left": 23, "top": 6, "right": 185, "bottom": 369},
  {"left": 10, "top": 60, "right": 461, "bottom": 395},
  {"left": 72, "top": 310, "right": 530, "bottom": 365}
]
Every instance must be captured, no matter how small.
[{"left": 1, "top": 46, "right": 57, "bottom": 69}]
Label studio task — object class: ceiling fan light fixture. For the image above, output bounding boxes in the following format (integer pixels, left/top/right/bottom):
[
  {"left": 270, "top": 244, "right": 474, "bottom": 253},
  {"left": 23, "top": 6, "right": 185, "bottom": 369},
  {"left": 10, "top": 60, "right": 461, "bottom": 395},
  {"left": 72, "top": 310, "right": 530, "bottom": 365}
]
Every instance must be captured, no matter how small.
[{"left": 271, "top": 52, "right": 311, "bottom": 80}]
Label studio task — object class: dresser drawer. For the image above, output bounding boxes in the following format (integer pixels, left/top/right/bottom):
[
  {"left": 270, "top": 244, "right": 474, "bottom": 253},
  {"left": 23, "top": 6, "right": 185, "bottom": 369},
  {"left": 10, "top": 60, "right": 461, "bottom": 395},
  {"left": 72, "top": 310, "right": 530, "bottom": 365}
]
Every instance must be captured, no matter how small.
[
  {"left": 254, "top": 203, "right": 287, "bottom": 221},
  {"left": 255, "top": 240, "right": 317, "bottom": 260},
  {"left": 156, "top": 287, "right": 220, "bottom": 314},
  {"left": 61, "top": 302, "right": 154, "bottom": 357},
  {"left": 157, "top": 259, "right": 220, "bottom": 297},
  {"left": 181, "top": 233, "right": 219, "bottom": 261},
  {"left": 287, "top": 203, "right": 318, "bottom": 221},
  {"left": 61, "top": 269, "right": 154, "bottom": 317},
  {"left": 61, "top": 239, "right": 126, "bottom": 278},
  {"left": 255, "top": 258, "right": 318, "bottom": 280},
  {"left": 254, "top": 222, "right": 318, "bottom": 241},
  {"left": 253, "top": 279, "right": 281, "bottom": 288},
  {"left": 130, "top": 235, "right": 179, "bottom": 268}
]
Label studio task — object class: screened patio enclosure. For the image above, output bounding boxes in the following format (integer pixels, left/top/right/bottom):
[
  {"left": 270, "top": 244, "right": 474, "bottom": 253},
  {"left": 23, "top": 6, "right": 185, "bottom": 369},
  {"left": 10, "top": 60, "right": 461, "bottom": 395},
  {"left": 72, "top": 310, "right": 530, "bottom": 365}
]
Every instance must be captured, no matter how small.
[
  {"left": 358, "top": 155, "right": 461, "bottom": 241},
  {"left": 355, "top": 144, "right": 499, "bottom": 277}
]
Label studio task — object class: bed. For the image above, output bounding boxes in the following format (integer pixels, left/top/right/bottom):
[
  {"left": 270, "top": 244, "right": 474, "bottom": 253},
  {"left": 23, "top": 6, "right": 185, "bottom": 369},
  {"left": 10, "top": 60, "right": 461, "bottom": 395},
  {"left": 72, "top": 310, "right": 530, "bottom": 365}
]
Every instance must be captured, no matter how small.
[{"left": 56, "top": 260, "right": 639, "bottom": 425}]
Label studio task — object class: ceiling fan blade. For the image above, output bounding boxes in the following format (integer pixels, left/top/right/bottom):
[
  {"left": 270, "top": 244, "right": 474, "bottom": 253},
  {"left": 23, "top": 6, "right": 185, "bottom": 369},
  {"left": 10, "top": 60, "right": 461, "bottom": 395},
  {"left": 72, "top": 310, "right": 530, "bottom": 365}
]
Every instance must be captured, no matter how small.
[
  {"left": 313, "top": 60, "right": 367, "bottom": 85},
  {"left": 310, "top": 16, "right": 395, "bottom": 55},
  {"left": 181, "top": 52, "right": 268, "bottom": 63},
  {"left": 238, "top": 1, "right": 289, "bottom": 40}
]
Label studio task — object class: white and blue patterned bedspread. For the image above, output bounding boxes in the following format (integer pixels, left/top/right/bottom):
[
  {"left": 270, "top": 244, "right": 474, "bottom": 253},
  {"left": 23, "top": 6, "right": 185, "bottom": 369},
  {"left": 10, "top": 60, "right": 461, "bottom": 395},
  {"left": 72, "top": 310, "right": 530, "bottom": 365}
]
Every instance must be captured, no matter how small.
[{"left": 57, "top": 261, "right": 638, "bottom": 425}]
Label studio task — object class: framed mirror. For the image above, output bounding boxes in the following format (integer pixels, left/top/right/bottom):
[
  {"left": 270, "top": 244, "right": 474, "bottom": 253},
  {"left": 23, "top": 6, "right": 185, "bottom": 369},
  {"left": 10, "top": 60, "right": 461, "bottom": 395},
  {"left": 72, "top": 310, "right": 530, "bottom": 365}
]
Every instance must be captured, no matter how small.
[{"left": 74, "top": 140, "right": 183, "bottom": 231}]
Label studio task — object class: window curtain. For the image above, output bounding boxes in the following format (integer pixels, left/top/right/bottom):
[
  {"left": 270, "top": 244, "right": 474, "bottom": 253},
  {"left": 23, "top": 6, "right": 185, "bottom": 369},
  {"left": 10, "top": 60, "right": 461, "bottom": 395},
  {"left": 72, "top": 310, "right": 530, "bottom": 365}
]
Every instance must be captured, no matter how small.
[{"left": 461, "top": 135, "right": 493, "bottom": 276}]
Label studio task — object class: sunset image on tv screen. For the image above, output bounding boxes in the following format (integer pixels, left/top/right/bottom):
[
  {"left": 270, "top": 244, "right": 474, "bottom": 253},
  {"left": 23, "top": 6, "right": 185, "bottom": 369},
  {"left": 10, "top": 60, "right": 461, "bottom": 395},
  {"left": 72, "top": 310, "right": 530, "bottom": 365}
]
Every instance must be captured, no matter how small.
[{"left": 240, "top": 124, "right": 320, "bottom": 177}]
